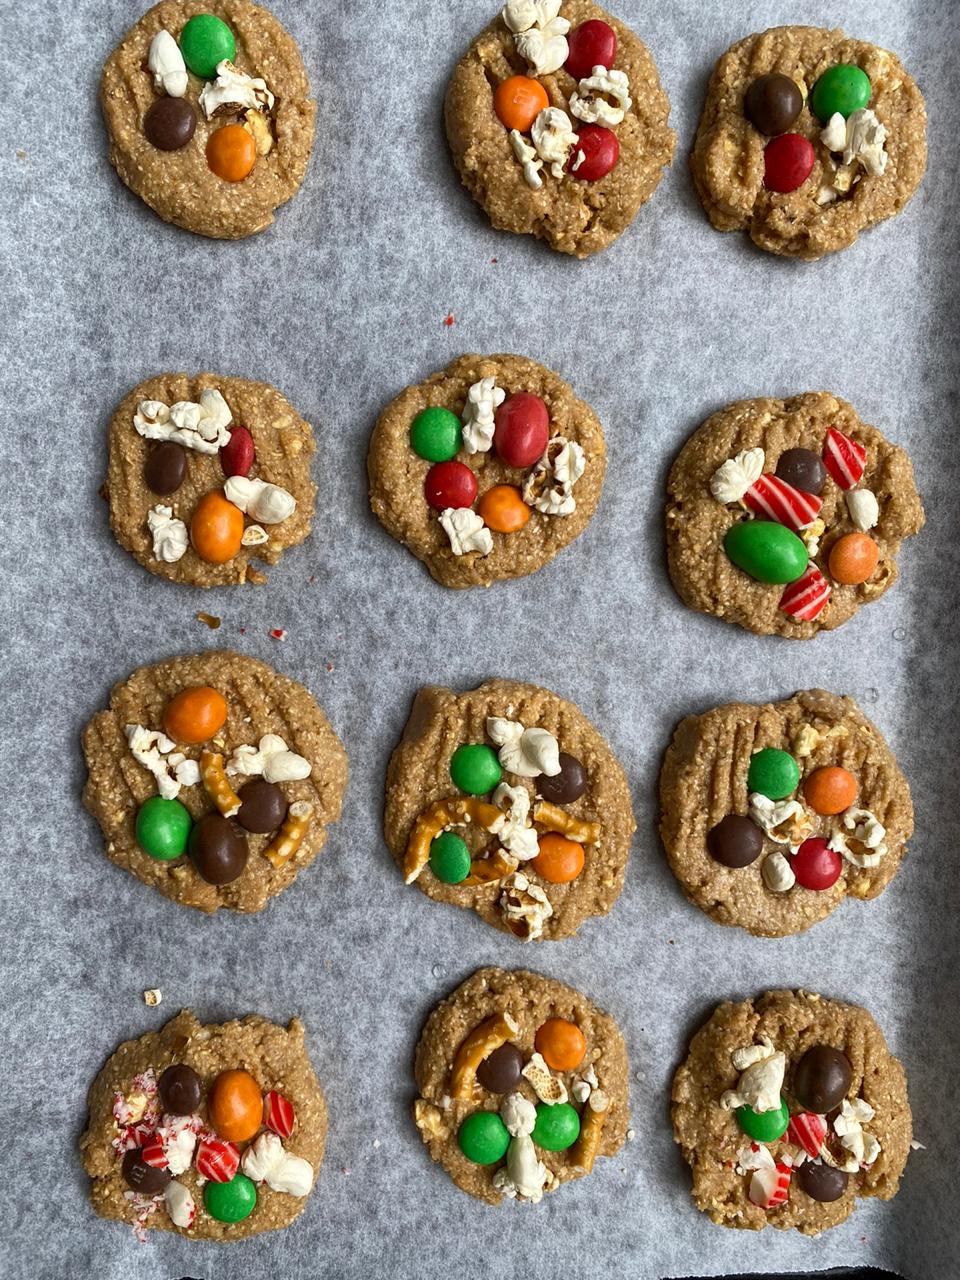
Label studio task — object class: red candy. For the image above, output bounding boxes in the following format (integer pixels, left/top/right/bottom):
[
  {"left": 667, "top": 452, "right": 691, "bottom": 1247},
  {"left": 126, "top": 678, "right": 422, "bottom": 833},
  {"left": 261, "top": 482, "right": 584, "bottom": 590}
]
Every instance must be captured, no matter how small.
[
  {"left": 822, "top": 426, "right": 866, "bottom": 490},
  {"left": 424, "top": 461, "right": 477, "bottom": 511},
  {"left": 493, "top": 394, "right": 550, "bottom": 469},
  {"left": 744, "top": 474, "right": 823, "bottom": 532},
  {"left": 763, "top": 134, "right": 815, "bottom": 193},
  {"left": 565, "top": 19, "right": 617, "bottom": 79},
  {"left": 750, "top": 1160, "right": 793, "bottom": 1209},
  {"left": 788, "top": 1112, "right": 827, "bottom": 1158},
  {"left": 780, "top": 565, "right": 832, "bottom": 622},
  {"left": 220, "top": 425, "right": 255, "bottom": 478},
  {"left": 264, "top": 1090, "right": 295, "bottom": 1139},
  {"left": 568, "top": 125, "right": 619, "bottom": 181},
  {"left": 792, "top": 838, "right": 843, "bottom": 891},
  {"left": 195, "top": 1136, "right": 240, "bottom": 1183},
  {"left": 140, "top": 1135, "right": 168, "bottom": 1169}
]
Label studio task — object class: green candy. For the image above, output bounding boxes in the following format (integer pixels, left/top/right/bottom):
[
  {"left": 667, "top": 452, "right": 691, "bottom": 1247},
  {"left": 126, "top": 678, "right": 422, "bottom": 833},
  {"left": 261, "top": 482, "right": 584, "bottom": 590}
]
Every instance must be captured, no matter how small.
[
  {"left": 429, "top": 831, "right": 471, "bottom": 884},
  {"left": 179, "top": 14, "right": 236, "bottom": 79},
  {"left": 724, "top": 520, "right": 808, "bottom": 585},
  {"left": 811, "top": 65, "right": 871, "bottom": 122},
  {"left": 531, "top": 1102, "right": 581, "bottom": 1152},
  {"left": 458, "top": 1111, "right": 510, "bottom": 1165},
  {"left": 748, "top": 747, "right": 800, "bottom": 801},
  {"left": 737, "top": 1097, "right": 790, "bottom": 1144},
  {"left": 135, "top": 796, "right": 192, "bottom": 861},
  {"left": 410, "top": 407, "right": 461, "bottom": 462},
  {"left": 450, "top": 744, "right": 502, "bottom": 796},
  {"left": 204, "top": 1173, "right": 257, "bottom": 1223}
]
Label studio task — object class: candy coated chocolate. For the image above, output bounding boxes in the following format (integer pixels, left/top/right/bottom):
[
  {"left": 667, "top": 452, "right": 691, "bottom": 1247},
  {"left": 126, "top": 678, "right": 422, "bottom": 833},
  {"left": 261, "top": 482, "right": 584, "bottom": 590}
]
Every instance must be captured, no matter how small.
[
  {"left": 797, "top": 1158, "right": 848, "bottom": 1202},
  {"left": 707, "top": 815, "right": 763, "bottom": 868},
  {"left": 158, "top": 1063, "right": 203, "bottom": 1115},
  {"left": 775, "top": 448, "right": 826, "bottom": 496},
  {"left": 723, "top": 520, "right": 808, "bottom": 584},
  {"left": 476, "top": 1043, "right": 524, "bottom": 1094},
  {"left": 237, "top": 780, "right": 288, "bottom": 834},
  {"left": 537, "top": 753, "right": 587, "bottom": 805},
  {"left": 793, "top": 1045, "right": 853, "bottom": 1113},
  {"left": 122, "top": 1148, "right": 171, "bottom": 1194},
  {"left": 143, "top": 96, "right": 197, "bottom": 151},
  {"left": 144, "top": 441, "right": 188, "bottom": 494},
  {"left": 745, "top": 74, "right": 803, "bottom": 136},
  {"left": 189, "top": 813, "right": 248, "bottom": 885}
]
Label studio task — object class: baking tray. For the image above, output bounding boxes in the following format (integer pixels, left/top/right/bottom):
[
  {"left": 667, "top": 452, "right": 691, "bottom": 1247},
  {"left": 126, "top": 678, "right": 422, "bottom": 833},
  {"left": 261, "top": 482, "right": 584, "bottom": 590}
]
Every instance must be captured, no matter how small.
[{"left": 1, "top": 0, "right": 956, "bottom": 1278}]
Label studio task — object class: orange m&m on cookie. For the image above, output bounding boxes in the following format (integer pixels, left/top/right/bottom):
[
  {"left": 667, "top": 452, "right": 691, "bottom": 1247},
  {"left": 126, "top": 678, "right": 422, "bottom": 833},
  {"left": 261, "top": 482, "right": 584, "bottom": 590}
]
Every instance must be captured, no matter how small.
[
  {"left": 803, "top": 766, "right": 858, "bottom": 816},
  {"left": 535, "top": 1018, "right": 586, "bottom": 1072},
  {"left": 494, "top": 76, "right": 549, "bottom": 132},
  {"left": 532, "top": 832, "right": 584, "bottom": 884},
  {"left": 206, "top": 123, "right": 257, "bottom": 182},
  {"left": 828, "top": 532, "right": 879, "bottom": 585},
  {"left": 477, "top": 485, "right": 531, "bottom": 534},
  {"left": 191, "top": 491, "right": 244, "bottom": 564},
  {"left": 208, "top": 1069, "right": 263, "bottom": 1143},
  {"left": 163, "top": 685, "right": 228, "bottom": 745}
]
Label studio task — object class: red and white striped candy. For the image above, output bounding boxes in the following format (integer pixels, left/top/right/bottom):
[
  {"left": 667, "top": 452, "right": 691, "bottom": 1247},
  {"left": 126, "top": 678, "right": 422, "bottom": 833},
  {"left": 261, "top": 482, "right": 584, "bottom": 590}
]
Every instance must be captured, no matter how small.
[
  {"left": 264, "top": 1090, "right": 295, "bottom": 1139},
  {"left": 744, "top": 474, "right": 823, "bottom": 532},
  {"left": 823, "top": 427, "right": 866, "bottom": 490},
  {"left": 140, "top": 1135, "right": 169, "bottom": 1169},
  {"left": 195, "top": 1137, "right": 240, "bottom": 1183},
  {"left": 788, "top": 1112, "right": 827, "bottom": 1158},
  {"left": 749, "top": 1160, "right": 793, "bottom": 1209},
  {"left": 780, "top": 565, "right": 831, "bottom": 621}
]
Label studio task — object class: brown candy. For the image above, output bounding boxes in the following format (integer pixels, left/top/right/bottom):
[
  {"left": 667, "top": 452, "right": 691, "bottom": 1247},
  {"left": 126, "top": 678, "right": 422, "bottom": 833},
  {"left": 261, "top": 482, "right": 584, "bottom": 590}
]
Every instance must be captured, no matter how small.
[
  {"left": 745, "top": 73, "right": 804, "bottom": 137},
  {"left": 237, "top": 780, "right": 288, "bottom": 834},
  {"left": 144, "top": 441, "right": 187, "bottom": 495},
  {"left": 188, "top": 813, "right": 248, "bottom": 885},
  {"left": 476, "top": 1043, "right": 524, "bottom": 1094},
  {"left": 793, "top": 1045, "right": 853, "bottom": 1113},
  {"left": 537, "top": 754, "right": 587, "bottom": 805},
  {"left": 144, "top": 96, "right": 197, "bottom": 151},
  {"left": 775, "top": 448, "right": 827, "bottom": 496},
  {"left": 706, "top": 815, "right": 763, "bottom": 868},
  {"left": 158, "top": 1063, "right": 202, "bottom": 1116},
  {"left": 797, "top": 1159, "right": 848, "bottom": 1203},
  {"left": 121, "top": 1148, "right": 171, "bottom": 1194}
]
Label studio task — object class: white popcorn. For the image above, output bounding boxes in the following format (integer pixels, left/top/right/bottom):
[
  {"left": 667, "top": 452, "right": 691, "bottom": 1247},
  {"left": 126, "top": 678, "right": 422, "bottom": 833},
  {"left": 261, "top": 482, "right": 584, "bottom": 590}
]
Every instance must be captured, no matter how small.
[
  {"left": 241, "top": 524, "right": 269, "bottom": 547},
  {"left": 829, "top": 808, "right": 888, "bottom": 869},
  {"left": 241, "top": 1131, "right": 313, "bottom": 1197},
  {"left": 821, "top": 109, "right": 888, "bottom": 176},
  {"left": 126, "top": 724, "right": 200, "bottom": 800},
  {"left": 721, "top": 1039, "right": 786, "bottom": 1114},
  {"left": 156, "top": 1115, "right": 199, "bottom": 1175},
  {"left": 710, "top": 448, "right": 765, "bottom": 505},
  {"left": 749, "top": 794, "right": 813, "bottom": 846},
  {"left": 439, "top": 507, "right": 494, "bottom": 557},
  {"left": 833, "top": 1097, "right": 880, "bottom": 1169},
  {"left": 736, "top": 1143, "right": 776, "bottom": 1175},
  {"left": 531, "top": 107, "right": 578, "bottom": 178},
  {"left": 148, "top": 30, "right": 187, "bottom": 98},
  {"left": 846, "top": 488, "right": 880, "bottom": 531},
  {"left": 499, "top": 871, "right": 553, "bottom": 940},
  {"left": 163, "top": 1180, "right": 196, "bottom": 1229},
  {"left": 501, "top": 1092, "right": 537, "bottom": 1138},
  {"left": 224, "top": 476, "right": 297, "bottom": 524},
  {"left": 762, "top": 851, "right": 797, "bottom": 893},
  {"left": 225, "top": 733, "right": 311, "bottom": 783},
  {"left": 492, "top": 783, "right": 539, "bottom": 861},
  {"left": 521, "top": 1052, "right": 568, "bottom": 1104},
  {"left": 522, "top": 437, "right": 586, "bottom": 516},
  {"left": 569, "top": 66, "right": 632, "bottom": 127},
  {"left": 486, "top": 718, "right": 561, "bottom": 778},
  {"left": 134, "top": 389, "right": 233, "bottom": 455},
  {"left": 503, "top": 0, "right": 570, "bottom": 76},
  {"left": 509, "top": 129, "right": 544, "bottom": 189},
  {"left": 461, "top": 378, "right": 505, "bottom": 454},
  {"left": 147, "top": 505, "right": 188, "bottom": 564},
  {"left": 199, "top": 59, "right": 274, "bottom": 119}
]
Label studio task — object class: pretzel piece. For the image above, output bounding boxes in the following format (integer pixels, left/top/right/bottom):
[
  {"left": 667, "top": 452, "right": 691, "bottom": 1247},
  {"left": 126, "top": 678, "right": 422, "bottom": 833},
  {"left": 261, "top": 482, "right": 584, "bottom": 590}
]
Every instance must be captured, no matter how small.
[
  {"left": 200, "top": 750, "right": 242, "bottom": 818},
  {"left": 449, "top": 1011, "right": 520, "bottom": 1101},
  {"left": 533, "top": 801, "right": 601, "bottom": 845},
  {"left": 570, "top": 1092, "right": 609, "bottom": 1173},
  {"left": 403, "top": 796, "right": 505, "bottom": 884},
  {"left": 463, "top": 849, "right": 517, "bottom": 886},
  {"left": 262, "top": 800, "right": 313, "bottom": 869}
]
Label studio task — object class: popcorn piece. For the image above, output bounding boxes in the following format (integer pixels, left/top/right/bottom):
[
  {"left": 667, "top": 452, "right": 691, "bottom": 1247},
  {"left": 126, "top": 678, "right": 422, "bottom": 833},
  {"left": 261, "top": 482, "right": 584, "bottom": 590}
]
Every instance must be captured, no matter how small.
[
  {"left": 199, "top": 60, "right": 274, "bottom": 120},
  {"left": 226, "top": 733, "right": 311, "bottom": 783},
  {"left": 241, "top": 524, "right": 269, "bottom": 547},
  {"left": 496, "top": 1093, "right": 549, "bottom": 1202},
  {"left": 846, "top": 488, "right": 880, "bottom": 531},
  {"left": 721, "top": 1039, "right": 786, "bottom": 1113},
  {"left": 224, "top": 476, "right": 296, "bottom": 524},
  {"left": 570, "top": 66, "right": 632, "bottom": 127},
  {"left": 802, "top": 517, "right": 826, "bottom": 559},
  {"left": 134, "top": 389, "right": 233, "bottom": 454},
  {"left": 762, "top": 851, "right": 797, "bottom": 893},
  {"left": 710, "top": 448, "right": 765, "bottom": 505},
  {"left": 792, "top": 724, "right": 822, "bottom": 759},
  {"left": 531, "top": 107, "right": 578, "bottom": 178},
  {"left": 163, "top": 1180, "right": 196, "bottom": 1230},
  {"left": 503, "top": 0, "right": 570, "bottom": 76},
  {"left": 501, "top": 1092, "right": 537, "bottom": 1138},
  {"left": 499, "top": 871, "right": 553, "bottom": 940},
  {"left": 509, "top": 129, "right": 544, "bottom": 189},
  {"left": 147, "top": 505, "right": 188, "bottom": 564},
  {"left": 243, "top": 108, "right": 274, "bottom": 156},
  {"left": 749, "top": 794, "right": 813, "bottom": 846},
  {"left": 487, "top": 718, "right": 561, "bottom": 778},
  {"left": 241, "top": 1131, "right": 313, "bottom": 1197},
  {"left": 414, "top": 1098, "right": 451, "bottom": 1142},
  {"left": 491, "top": 783, "right": 539, "bottom": 861},
  {"left": 829, "top": 808, "right": 888, "bottom": 869},
  {"left": 461, "top": 377, "right": 505, "bottom": 455},
  {"left": 521, "top": 1052, "right": 568, "bottom": 1104},
  {"left": 148, "top": 30, "right": 187, "bottom": 98},
  {"left": 821, "top": 109, "right": 888, "bottom": 176},
  {"left": 833, "top": 1097, "right": 881, "bottom": 1169},
  {"left": 143, "top": 989, "right": 162, "bottom": 1007},
  {"left": 439, "top": 507, "right": 494, "bottom": 556},
  {"left": 523, "top": 437, "right": 586, "bottom": 515},
  {"left": 126, "top": 724, "right": 201, "bottom": 800}
]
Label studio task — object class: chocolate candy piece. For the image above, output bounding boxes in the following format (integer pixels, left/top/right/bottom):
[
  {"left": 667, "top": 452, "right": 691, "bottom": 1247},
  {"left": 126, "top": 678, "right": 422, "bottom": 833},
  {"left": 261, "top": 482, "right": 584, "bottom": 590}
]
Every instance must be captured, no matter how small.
[
  {"left": 723, "top": 520, "right": 808, "bottom": 585},
  {"left": 797, "top": 1159, "right": 848, "bottom": 1203},
  {"left": 775, "top": 448, "right": 826, "bottom": 496},
  {"left": 188, "top": 813, "right": 248, "bottom": 885},
  {"left": 122, "top": 1148, "right": 171, "bottom": 1194},
  {"left": 793, "top": 1045, "right": 853, "bottom": 1113},
  {"left": 538, "top": 753, "right": 587, "bottom": 805},
  {"left": 236, "top": 780, "right": 288, "bottom": 834},
  {"left": 144, "top": 441, "right": 188, "bottom": 495},
  {"left": 476, "top": 1043, "right": 524, "bottom": 1094},
  {"left": 745, "top": 74, "right": 803, "bottom": 137},
  {"left": 143, "top": 96, "right": 197, "bottom": 151},
  {"left": 707, "top": 815, "right": 763, "bottom": 868},
  {"left": 158, "top": 1063, "right": 203, "bottom": 1116}
]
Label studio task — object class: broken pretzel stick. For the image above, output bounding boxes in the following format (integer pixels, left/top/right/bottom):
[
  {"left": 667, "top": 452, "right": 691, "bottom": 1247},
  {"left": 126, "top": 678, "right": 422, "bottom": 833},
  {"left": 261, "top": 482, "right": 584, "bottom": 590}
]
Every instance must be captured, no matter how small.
[
  {"left": 463, "top": 849, "right": 517, "bottom": 887},
  {"left": 263, "top": 800, "right": 313, "bottom": 870},
  {"left": 533, "top": 801, "right": 600, "bottom": 846},
  {"left": 200, "top": 751, "right": 242, "bottom": 818},
  {"left": 403, "top": 796, "right": 504, "bottom": 884},
  {"left": 449, "top": 1010, "right": 520, "bottom": 1101},
  {"left": 570, "top": 1090, "right": 609, "bottom": 1173}
]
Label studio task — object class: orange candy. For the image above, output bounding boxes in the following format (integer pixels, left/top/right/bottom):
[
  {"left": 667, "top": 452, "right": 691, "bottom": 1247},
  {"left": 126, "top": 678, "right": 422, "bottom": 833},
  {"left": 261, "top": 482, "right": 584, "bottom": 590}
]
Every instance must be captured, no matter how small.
[
  {"left": 535, "top": 1018, "right": 586, "bottom": 1072},
  {"left": 532, "top": 832, "right": 585, "bottom": 884},
  {"left": 163, "top": 685, "right": 228, "bottom": 744},
  {"left": 207, "top": 1069, "right": 263, "bottom": 1143},
  {"left": 828, "top": 532, "right": 880, "bottom": 585},
  {"left": 477, "top": 485, "right": 531, "bottom": 534},
  {"left": 206, "top": 123, "right": 257, "bottom": 182},
  {"left": 493, "top": 76, "right": 549, "bottom": 132},
  {"left": 191, "top": 491, "right": 244, "bottom": 564},
  {"left": 803, "top": 766, "right": 858, "bottom": 816}
]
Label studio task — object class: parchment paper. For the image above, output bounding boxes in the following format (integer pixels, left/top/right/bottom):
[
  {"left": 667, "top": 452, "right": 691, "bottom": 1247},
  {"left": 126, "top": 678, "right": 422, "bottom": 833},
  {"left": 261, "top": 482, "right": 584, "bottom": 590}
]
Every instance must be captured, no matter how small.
[{"left": 1, "top": 1, "right": 957, "bottom": 1278}]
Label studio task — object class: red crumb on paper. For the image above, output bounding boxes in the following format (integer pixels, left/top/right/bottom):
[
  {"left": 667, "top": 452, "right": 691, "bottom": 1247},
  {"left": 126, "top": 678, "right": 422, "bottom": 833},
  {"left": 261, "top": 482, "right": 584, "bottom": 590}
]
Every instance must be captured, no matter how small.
[
  {"left": 270, "top": 628, "right": 287, "bottom": 641},
  {"left": 308, "top": 575, "right": 316, "bottom": 584},
  {"left": 490, "top": 257, "right": 498, "bottom": 263},
  {"left": 326, "top": 663, "right": 334, "bottom": 673},
  {"left": 238, "top": 627, "right": 246, "bottom": 635},
  {"left": 444, "top": 313, "right": 455, "bottom": 327}
]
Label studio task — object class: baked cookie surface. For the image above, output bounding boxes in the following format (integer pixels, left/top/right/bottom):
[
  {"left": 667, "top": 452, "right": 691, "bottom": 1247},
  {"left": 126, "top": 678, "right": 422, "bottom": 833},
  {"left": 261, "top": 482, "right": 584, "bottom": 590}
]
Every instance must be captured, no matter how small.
[
  {"left": 659, "top": 690, "right": 912, "bottom": 938},
  {"left": 101, "top": 0, "right": 316, "bottom": 238},
  {"left": 368, "top": 354, "right": 605, "bottom": 588},
  {"left": 105, "top": 372, "right": 316, "bottom": 587},
  {"left": 671, "top": 991, "right": 911, "bottom": 1235},
  {"left": 81, "top": 1010, "right": 326, "bottom": 1240},
  {"left": 665, "top": 392, "right": 924, "bottom": 638},
  {"left": 691, "top": 26, "right": 927, "bottom": 259},
  {"left": 385, "top": 680, "right": 635, "bottom": 941},
  {"left": 82, "top": 651, "right": 348, "bottom": 913},
  {"left": 413, "top": 968, "right": 628, "bottom": 1204},
  {"left": 445, "top": 1, "right": 674, "bottom": 257}
]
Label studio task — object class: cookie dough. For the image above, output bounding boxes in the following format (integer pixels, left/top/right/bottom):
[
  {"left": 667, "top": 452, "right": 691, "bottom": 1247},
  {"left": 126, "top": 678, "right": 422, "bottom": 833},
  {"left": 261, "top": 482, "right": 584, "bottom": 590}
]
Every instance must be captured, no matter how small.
[
  {"left": 445, "top": 1, "right": 674, "bottom": 257},
  {"left": 671, "top": 991, "right": 911, "bottom": 1234},
  {"left": 385, "top": 680, "right": 635, "bottom": 940},
  {"left": 101, "top": 1, "right": 316, "bottom": 238},
  {"left": 105, "top": 372, "right": 316, "bottom": 587},
  {"left": 660, "top": 690, "right": 913, "bottom": 938},
  {"left": 665, "top": 393, "right": 924, "bottom": 638},
  {"left": 414, "top": 968, "right": 628, "bottom": 1203},
  {"left": 368, "top": 354, "right": 606, "bottom": 588},
  {"left": 691, "top": 26, "right": 927, "bottom": 259},
  {"left": 82, "top": 651, "right": 348, "bottom": 912},
  {"left": 81, "top": 1010, "right": 326, "bottom": 1240}
]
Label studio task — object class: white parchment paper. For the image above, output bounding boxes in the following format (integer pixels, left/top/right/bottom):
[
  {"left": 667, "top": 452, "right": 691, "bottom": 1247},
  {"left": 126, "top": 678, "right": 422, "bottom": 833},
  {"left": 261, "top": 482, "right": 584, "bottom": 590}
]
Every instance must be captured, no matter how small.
[{"left": 1, "top": 1, "right": 957, "bottom": 1278}]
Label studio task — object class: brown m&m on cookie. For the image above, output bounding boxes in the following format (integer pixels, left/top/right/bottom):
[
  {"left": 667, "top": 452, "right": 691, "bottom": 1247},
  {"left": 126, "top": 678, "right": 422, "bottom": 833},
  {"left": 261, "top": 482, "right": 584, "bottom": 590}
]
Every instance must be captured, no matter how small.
[
  {"left": 189, "top": 813, "right": 248, "bottom": 885},
  {"left": 237, "top": 780, "right": 288, "bottom": 834},
  {"left": 797, "top": 1159, "right": 848, "bottom": 1203},
  {"left": 144, "top": 441, "right": 188, "bottom": 495},
  {"left": 538, "top": 753, "right": 587, "bottom": 805},
  {"left": 158, "top": 1063, "right": 202, "bottom": 1115},
  {"left": 775, "top": 448, "right": 826, "bottom": 496},
  {"left": 707, "top": 815, "right": 763, "bottom": 868},
  {"left": 744, "top": 74, "right": 803, "bottom": 136},
  {"left": 476, "top": 1043, "right": 525, "bottom": 1094},
  {"left": 122, "top": 1148, "right": 171, "bottom": 1194},
  {"left": 143, "top": 96, "right": 196, "bottom": 151},
  {"left": 793, "top": 1045, "right": 853, "bottom": 1113}
]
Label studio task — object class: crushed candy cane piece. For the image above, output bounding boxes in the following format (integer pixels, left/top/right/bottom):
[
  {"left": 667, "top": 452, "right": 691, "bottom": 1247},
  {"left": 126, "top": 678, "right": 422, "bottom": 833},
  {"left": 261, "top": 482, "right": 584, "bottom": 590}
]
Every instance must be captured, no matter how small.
[
  {"left": 744, "top": 474, "right": 823, "bottom": 531},
  {"left": 264, "top": 1090, "right": 295, "bottom": 1139},
  {"left": 788, "top": 1111, "right": 827, "bottom": 1158},
  {"left": 823, "top": 427, "right": 866, "bottom": 490},
  {"left": 749, "top": 1157, "right": 793, "bottom": 1208},
  {"left": 140, "top": 1135, "right": 168, "bottom": 1169},
  {"left": 195, "top": 1136, "right": 240, "bottom": 1183},
  {"left": 164, "top": 1179, "right": 196, "bottom": 1229},
  {"left": 780, "top": 564, "right": 832, "bottom": 621}
]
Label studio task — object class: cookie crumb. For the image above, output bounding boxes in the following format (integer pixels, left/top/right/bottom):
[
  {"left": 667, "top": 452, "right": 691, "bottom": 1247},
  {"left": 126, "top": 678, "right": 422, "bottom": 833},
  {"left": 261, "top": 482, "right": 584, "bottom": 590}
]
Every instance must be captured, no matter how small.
[
  {"left": 196, "top": 612, "right": 221, "bottom": 630},
  {"left": 143, "top": 989, "right": 162, "bottom": 1007}
]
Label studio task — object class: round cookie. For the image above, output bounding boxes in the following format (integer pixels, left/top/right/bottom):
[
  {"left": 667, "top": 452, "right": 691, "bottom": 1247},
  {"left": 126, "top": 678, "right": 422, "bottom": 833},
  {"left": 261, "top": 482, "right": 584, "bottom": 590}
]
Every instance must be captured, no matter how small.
[
  {"left": 385, "top": 680, "right": 635, "bottom": 940},
  {"left": 665, "top": 392, "right": 924, "bottom": 638},
  {"left": 368, "top": 354, "right": 606, "bottom": 588},
  {"left": 413, "top": 968, "right": 629, "bottom": 1203},
  {"left": 81, "top": 1010, "right": 326, "bottom": 1240},
  {"left": 659, "top": 690, "right": 913, "bottom": 938},
  {"left": 445, "top": 1, "right": 674, "bottom": 257},
  {"left": 105, "top": 372, "right": 317, "bottom": 587},
  {"left": 101, "top": 1, "right": 316, "bottom": 239},
  {"left": 82, "top": 651, "right": 348, "bottom": 912},
  {"left": 671, "top": 990, "right": 911, "bottom": 1234},
  {"left": 691, "top": 26, "right": 927, "bottom": 259}
]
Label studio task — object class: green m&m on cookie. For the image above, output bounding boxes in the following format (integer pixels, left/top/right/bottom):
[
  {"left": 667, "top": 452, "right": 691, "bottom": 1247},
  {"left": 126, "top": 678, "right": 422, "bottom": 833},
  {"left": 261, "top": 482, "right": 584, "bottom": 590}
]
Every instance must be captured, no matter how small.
[
  {"left": 458, "top": 1110, "right": 510, "bottom": 1164},
  {"left": 747, "top": 748, "right": 800, "bottom": 801},
  {"left": 410, "top": 407, "right": 462, "bottom": 462},
  {"left": 429, "top": 831, "right": 471, "bottom": 884},
  {"left": 723, "top": 520, "right": 808, "bottom": 585},
  {"left": 737, "top": 1097, "right": 790, "bottom": 1143},
  {"left": 450, "top": 744, "right": 502, "bottom": 796},
  {"left": 532, "top": 1102, "right": 581, "bottom": 1152},
  {"left": 135, "top": 796, "right": 192, "bottom": 861},
  {"left": 179, "top": 14, "right": 236, "bottom": 79},
  {"left": 204, "top": 1172, "right": 257, "bottom": 1223},
  {"left": 810, "top": 65, "right": 871, "bottom": 122}
]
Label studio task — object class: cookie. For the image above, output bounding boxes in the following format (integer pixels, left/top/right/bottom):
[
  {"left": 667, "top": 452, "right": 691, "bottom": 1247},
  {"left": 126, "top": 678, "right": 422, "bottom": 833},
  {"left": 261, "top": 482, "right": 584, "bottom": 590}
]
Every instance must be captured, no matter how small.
[
  {"left": 445, "top": 1, "right": 674, "bottom": 257},
  {"left": 413, "top": 968, "right": 629, "bottom": 1204},
  {"left": 659, "top": 690, "right": 913, "bottom": 938},
  {"left": 671, "top": 990, "right": 911, "bottom": 1235},
  {"left": 385, "top": 680, "right": 635, "bottom": 940},
  {"left": 104, "top": 372, "right": 316, "bottom": 587},
  {"left": 665, "top": 393, "right": 924, "bottom": 638},
  {"left": 101, "top": 1, "right": 316, "bottom": 239},
  {"left": 80, "top": 1010, "right": 326, "bottom": 1240},
  {"left": 368, "top": 354, "right": 606, "bottom": 588},
  {"left": 691, "top": 26, "right": 927, "bottom": 259},
  {"left": 82, "top": 651, "right": 348, "bottom": 913}
]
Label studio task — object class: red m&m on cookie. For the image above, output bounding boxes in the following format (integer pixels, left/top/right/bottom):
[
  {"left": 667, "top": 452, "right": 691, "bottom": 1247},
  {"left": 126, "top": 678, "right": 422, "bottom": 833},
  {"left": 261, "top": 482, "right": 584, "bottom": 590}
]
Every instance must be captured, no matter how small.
[
  {"left": 494, "top": 394, "right": 549, "bottom": 468},
  {"left": 565, "top": 20, "right": 617, "bottom": 79},
  {"left": 792, "top": 838, "right": 842, "bottom": 891},
  {"left": 763, "top": 134, "right": 815, "bottom": 193},
  {"left": 424, "top": 461, "right": 477, "bottom": 510},
  {"left": 568, "top": 125, "right": 619, "bottom": 181}
]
